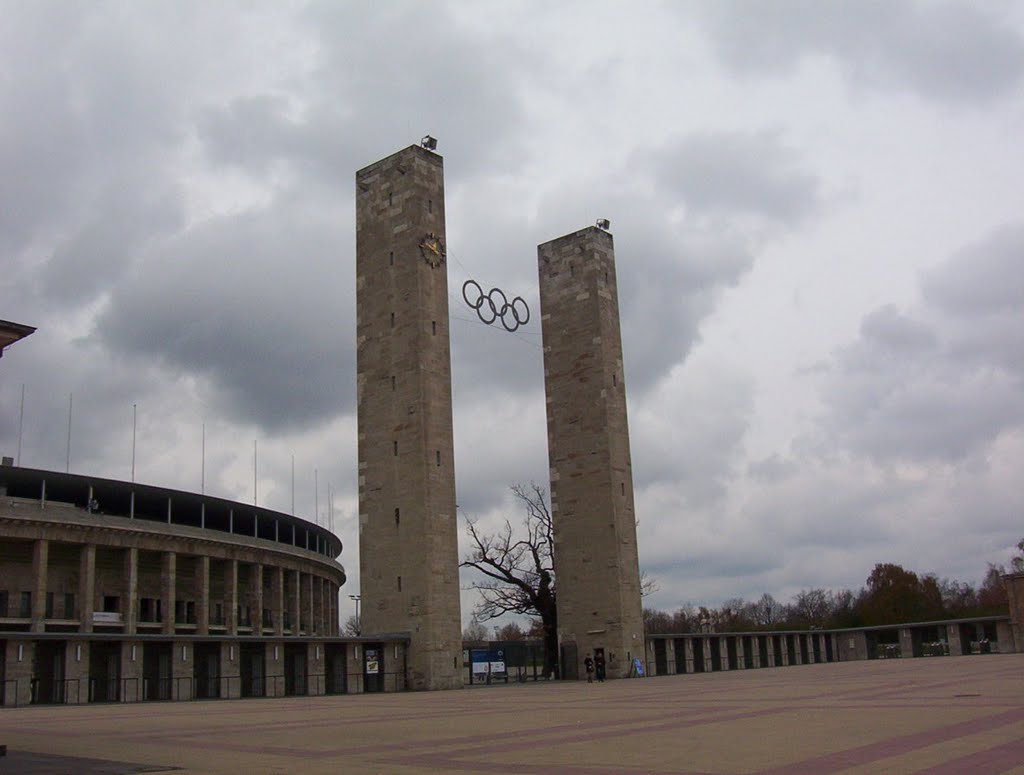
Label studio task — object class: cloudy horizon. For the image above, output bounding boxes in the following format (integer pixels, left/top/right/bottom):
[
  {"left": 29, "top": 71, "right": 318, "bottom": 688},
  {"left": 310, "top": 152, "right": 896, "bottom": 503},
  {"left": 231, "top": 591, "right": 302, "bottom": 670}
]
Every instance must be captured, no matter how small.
[{"left": 2, "top": 1, "right": 1023, "bottom": 626}]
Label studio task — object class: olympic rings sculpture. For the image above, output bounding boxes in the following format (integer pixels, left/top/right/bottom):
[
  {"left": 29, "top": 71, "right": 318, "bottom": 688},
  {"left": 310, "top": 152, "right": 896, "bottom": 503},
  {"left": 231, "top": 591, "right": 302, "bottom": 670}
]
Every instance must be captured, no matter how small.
[{"left": 462, "top": 280, "right": 530, "bottom": 332}]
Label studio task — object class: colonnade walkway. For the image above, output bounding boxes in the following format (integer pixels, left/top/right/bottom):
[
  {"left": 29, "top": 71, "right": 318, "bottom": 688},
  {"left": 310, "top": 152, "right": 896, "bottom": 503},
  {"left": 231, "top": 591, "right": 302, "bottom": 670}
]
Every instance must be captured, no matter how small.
[{"left": 2, "top": 653, "right": 1023, "bottom": 773}]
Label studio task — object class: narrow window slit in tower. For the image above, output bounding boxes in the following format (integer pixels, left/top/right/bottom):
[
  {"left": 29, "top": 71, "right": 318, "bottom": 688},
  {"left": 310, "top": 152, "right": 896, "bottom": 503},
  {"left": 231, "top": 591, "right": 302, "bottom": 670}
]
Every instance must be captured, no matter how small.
[
  {"left": 391, "top": 375, "right": 396, "bottom": 391},
  {"left": 436, "top": 450, "right": 441, "bottom": 467},
  {"left": 394, "top": 507, "right": 400, "bottom": 525},
  {"left": 397, "top": 576, "right": 402, "bottom": 591},
  {"left": 432, "top": 320, "right": 437, "bottom": 335},
  {"left": 389, "top": 251, "right": 394, "bottom": 265},
  {"left": 388, "top": 192, "right": 393, "bottom": 206},
  {"left": 613, "top": 373, "right": 617, "bottom": 387},
  {"left": 570, "top": 264, "right": 575, "bottom": 277},
  {"left": 393, "top": 441, "right": 398, "bottom": 456},
  {"left": 428, "top": 199, "right": 432, "bottom": 213},
  {"left": 621, "top": 482, "right": 625, "bottom": 495},
  {"left": 390, "top": 312, "right": 395, "bottom": 328}
]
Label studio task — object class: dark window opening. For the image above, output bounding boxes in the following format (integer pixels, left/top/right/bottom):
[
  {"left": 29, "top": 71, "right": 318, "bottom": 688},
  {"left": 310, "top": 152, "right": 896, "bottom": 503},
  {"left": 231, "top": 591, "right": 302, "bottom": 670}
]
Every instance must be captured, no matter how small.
[
  {"left": 389, "top": 251, "right": 394, "bottom": 265},
  {"left": 388, "top": 192, "right": 393, "bottom": 206},
  {"left": 432, "top": 320, "right": 437, "bottom": 335},
  {"left": 397, "top": 576, "right": 402, "bottom": 591},
  {"left": 45, "top": 591, "right": 54, "bottom": 618},
  {"left": 613, "top": 373, "right": 617, "bottom": 386},
  {"left": 64, "top": 593, "right": 75, "bottom": 619},
  {"left": 390, "top": 312, "right": 395, "bottom": 328},
  {"left": 391, "top": 375, "right": 396, "bottom": 391},
  {"left": 393, "top": 440, "right": 398, "bottom": 456},
  {"left": 436, "top": 450, "right": 441, "bottom": 466},
  {"left": 0, "top": 591, "right": 8, "bottom": 617},
  {"left": 428, "top": 199, "right": 432, "bottom": 213},
  {"left": 103, "top": 595, "right": 120, "bottom": 613},
  {"left": 621, "top": 482, "right": 625, "bottom": 495},
  {"left": 570, "top": 264, "right": 574, "bottom": 276},
  {"left": 19, "top": 591, "right": 31, "bottom": 617},
  {"left": 394, "top": 507, "right": 400, "bottom": 525}
]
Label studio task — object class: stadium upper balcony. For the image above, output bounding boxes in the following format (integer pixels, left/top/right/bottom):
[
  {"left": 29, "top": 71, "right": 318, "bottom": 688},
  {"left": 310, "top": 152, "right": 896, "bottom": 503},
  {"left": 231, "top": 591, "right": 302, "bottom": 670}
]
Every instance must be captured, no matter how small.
[{"left": 0, "top": 464, "right": 342, "bottom": 560}]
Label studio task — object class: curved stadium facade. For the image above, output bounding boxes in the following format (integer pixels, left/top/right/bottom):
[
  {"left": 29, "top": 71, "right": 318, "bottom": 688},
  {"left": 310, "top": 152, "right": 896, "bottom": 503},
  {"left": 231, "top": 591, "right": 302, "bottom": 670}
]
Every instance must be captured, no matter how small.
[{"left": 0, "top": 464, "right": 406, "bottom": 705}]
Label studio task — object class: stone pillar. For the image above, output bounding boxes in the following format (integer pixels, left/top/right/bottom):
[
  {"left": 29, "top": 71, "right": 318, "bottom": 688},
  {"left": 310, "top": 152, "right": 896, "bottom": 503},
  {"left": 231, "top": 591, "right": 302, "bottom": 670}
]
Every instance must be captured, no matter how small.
[
  {"left": 197, "top": 555, "right": 210, "bottom": 636},
  {"left": 274, "top": 567, "right": 285, "bottom": 637},
  {"left": 291, "top": 569, "right": 301, "bottom": 636},
  {"left": 4, "top": 640, "right": 33, "bottom": 707},
  {"left": 265, "top": 642, "right": 282, "bottom": 697},
  {"left": 172, "top": 641, "right": 192, "bottom": 701},
  {"left": 307, "top": 573, "right": 315, "bottom": 636},
  {"left": 348, "top": 642, "right": 364, "bottom": 693},
  {"left": 162, "top": 551, "right": 177, "bottom": 634},
  {"left": 31, "top": 538, "right": 49, "bottom": 632},
  {"left": 79, "top": 544, "right": 96, "bottom": 633},
  {"left": 251, "top": 564, "right": 263, "bottom": 633},
  {"left": 320, "top": 578, "right": 328, "bottom": 636},
  {"left": 64, "top": 640, "right": 89, "bottom": 705},
  {"left": 1003, "top": 573, "right": 1024, "bottom": 653},
  {"left": 121, "top": 641, "right": 143, "bottom": 703},
  {"left": 220, "top": 641, "right": 241, "bottom": 699},
  {"left": 226, "top": 559, "right": 238, "bottom": 636},
  {"left": 307, "top": 642, "right": 325, "bottom": 696},
  {"left": 124, "top": 547, "right": 138, "bottom": 636},
  {"left": 734, "top": 637, "right": 745, "bottom": 670},
  {"left": 899, "top": 628, "right": 914, "bottom": 659}
]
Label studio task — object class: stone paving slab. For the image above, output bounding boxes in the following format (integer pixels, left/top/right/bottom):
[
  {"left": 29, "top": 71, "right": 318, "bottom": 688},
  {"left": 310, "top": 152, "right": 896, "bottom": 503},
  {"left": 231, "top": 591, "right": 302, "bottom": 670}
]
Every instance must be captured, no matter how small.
[{"left": 2, "top": 654, "right": 1023, "bottom": 774}]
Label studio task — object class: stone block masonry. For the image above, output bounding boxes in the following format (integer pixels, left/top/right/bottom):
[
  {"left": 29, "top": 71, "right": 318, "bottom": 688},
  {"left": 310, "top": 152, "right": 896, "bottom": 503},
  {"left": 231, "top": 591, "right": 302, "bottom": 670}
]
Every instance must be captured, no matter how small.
[
  {"left": 537, "top": 226, "right": 644, "bottom": 679},
  {"left": 355, "top": 145, "right": 462, "bottom": 690}
]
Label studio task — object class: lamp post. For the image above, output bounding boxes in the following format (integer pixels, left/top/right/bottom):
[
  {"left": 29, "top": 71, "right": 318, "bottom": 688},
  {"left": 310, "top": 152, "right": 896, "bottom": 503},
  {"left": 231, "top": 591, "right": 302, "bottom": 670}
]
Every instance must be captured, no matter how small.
[{"left": 349, "top": 594, "right": 361, "bottom": 636}]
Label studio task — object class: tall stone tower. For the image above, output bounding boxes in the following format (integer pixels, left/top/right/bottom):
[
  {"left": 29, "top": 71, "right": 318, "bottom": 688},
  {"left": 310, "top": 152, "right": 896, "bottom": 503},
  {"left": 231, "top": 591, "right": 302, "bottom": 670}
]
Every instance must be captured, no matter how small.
[
  {"left": 355, "top": 145, "right": 462, "bottom": 690},
  {"left": 537, "top": 226, "right": 644, "bottom": 680}
]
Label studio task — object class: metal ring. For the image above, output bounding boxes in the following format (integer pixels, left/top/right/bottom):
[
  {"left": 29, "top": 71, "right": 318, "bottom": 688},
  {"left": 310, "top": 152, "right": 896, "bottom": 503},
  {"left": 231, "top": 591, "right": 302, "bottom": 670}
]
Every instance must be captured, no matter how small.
[
  {"left": 461, "top": 279, "right": 530, "bottom": 333},
  {"left": 462, "top": 280, "right": 484, "bottom": 310}
]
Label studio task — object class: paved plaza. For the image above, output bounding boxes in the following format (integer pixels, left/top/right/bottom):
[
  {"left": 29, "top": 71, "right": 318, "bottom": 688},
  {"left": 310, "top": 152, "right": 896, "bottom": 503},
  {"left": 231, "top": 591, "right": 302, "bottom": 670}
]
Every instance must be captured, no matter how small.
[{"left": 2, "top": 654, "right": 1024, "bottom": 774}]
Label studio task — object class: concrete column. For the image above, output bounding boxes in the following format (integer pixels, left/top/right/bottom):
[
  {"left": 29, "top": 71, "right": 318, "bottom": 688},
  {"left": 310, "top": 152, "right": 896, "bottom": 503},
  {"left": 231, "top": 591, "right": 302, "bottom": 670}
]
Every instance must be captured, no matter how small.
[
  {"left": 226, "top": 559, "right": 238, "bottom": 636},
  {"left": 663, "top": 639, "right": 676, "bottom": 675},
  {"left": 735, "top": 637, "right": 745, "bottom": 670},
  {"left": 162, "top": 551, "right": 176, "bottom": 635},
  {"left": 220, "top": 641, "right": 241, "bottom": 699},
  {"left": 348, "top": 642, "right": 364, "bottom": 694},
  {"left": 899, "top": 628, "right": 914, "bottom": 659},
  {"left": 4, "top": 640, "right": 33, "bottom": 707},
  {"left": 307, "top": 642, "right": 325, "bottom": 696},
  {"left": 121, "top": 641, "right": 143, "bottom": 703},
  {"left": 306, "top": 573, "right": 315, "bottom": 636},
  {"left": 320, "top": 578, "right": 328, "bottom": 636},
  {"left": 124, "top": 547, "right": 138, "bottom": 636},
  {"left": 265, "top": 642, "right": 282, "bottom": 697},
  {"left": 683, "top": 639, "right": 694, "bottom": 674},
  {"left": 197, "top": 555, "right": 210, "bottom": 636},
  {"left": 172, "top": 641, "right": 193, "bottom": 701},
  {"left": 79, "top": 544, "right": 96, "bottom": 633},
  {"left": 291, "top": 569, "right": 301, "bottom": 635},
  {"left": 251, "top": 564, "right": 263, "bottom": 633},
  {"left": 31, "top": 538, "right": 49, "bottom": 632},
  {"left": 274, "top": 567, "right": 285, "bottom": 637},
  {"left": 64, "top": 641, "right": 89, "bottom": 705}
]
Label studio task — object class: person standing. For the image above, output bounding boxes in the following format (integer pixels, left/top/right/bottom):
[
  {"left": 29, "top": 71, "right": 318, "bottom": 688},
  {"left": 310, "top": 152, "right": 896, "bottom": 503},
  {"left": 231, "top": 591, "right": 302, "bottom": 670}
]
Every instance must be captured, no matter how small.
[
  {"left": 595, "top": 651, "right": 606, "bottom": 682},
  {"left": 584, "top": 654, "right": 594, "bottom": 683}
]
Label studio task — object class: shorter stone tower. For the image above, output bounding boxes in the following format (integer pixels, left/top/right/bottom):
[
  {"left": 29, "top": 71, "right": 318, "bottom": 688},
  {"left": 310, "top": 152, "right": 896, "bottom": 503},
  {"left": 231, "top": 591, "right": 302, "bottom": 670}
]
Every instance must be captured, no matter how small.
[{"left": 538, "top": 225, "right": 644, "bottom": 679}]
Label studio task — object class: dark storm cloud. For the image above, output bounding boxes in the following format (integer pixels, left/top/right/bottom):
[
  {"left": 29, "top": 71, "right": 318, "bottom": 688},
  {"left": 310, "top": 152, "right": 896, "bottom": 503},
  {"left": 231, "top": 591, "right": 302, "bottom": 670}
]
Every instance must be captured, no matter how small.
[
  {"left": 95, "top": 209, "right": 354, "bottom": 434},
  {"left": 644, "top": 132, "right": 822, "bottom": 223},
  {"left": 698, "top": 0, "right": 1024, "bottom": 104},
  {"left": 817, "top": 223, "right": 1024, "bottom": 463}
]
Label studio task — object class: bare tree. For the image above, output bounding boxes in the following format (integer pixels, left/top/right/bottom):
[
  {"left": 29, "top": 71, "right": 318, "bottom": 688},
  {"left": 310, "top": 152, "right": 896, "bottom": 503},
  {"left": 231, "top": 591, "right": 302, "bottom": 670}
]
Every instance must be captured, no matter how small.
[
  {"left": 640, "top": 570, "right": 659, "bottom": 598},
  {"left": 461, "top": 483, "right": 558, "bottom": 678},
  {"left": 342, "top": 614, "right": 360, "bottom": 637}
]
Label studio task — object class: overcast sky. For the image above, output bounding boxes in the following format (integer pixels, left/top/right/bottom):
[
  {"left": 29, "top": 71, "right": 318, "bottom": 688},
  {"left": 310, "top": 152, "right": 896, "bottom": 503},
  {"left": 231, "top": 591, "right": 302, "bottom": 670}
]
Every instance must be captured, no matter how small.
[{"left": 3, "top": 1, "right": 1023, "bottom": 625}]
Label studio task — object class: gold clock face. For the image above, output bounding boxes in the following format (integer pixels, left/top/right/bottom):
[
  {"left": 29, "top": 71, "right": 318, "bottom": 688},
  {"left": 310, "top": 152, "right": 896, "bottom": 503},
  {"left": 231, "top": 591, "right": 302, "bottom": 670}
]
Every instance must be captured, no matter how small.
[{"left": 419, "top": 233, "right": 446, "bottom": 267}]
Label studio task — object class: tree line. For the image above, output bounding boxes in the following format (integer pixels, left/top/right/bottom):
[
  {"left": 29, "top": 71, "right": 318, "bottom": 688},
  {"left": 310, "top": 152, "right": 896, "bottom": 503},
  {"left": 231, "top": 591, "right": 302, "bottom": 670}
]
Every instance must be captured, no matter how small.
[{"left": 645, "top": 544, "right": 1024, "bottom": 635}]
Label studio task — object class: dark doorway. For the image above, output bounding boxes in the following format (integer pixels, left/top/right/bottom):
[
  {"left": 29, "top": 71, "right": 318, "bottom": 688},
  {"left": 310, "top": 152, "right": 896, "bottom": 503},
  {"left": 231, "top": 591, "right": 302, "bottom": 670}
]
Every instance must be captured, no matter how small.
[
  {"left": 363, "top": 643, "right": 384, "bottom": 693},
  {"left": 560, "top": 642, "right": 578, "bottom": 681},
  {"left": 726, "top": 638, "right": 738, "bottom": 670},
  {"left": 325, "top": 644, "right": 347, "bottom": 694},
  {"left": 284, "top": 644, "right": 307, "bottom": 696},
  {"left": 772, "top": 635, "right": 783, "bottom": 666},
  {"left": 742, "top": 637, "right": 754, "bottom": 669},
  {"left": 194, "top": 643, "right": 220, "bottom": 699},
  {"left": 143, "top": 642, "right": 172, "bottom": 701},
  {"left": 673, "top": 639, "right": 687, "bottom": 674},
  {"left": 709, "top": 638, "right": 721, "bottom": 671},
  {"left": 32, "top": 641, "right": 66, "bottom": 704},
  {"left": 758, "top": 636, "right": 769, "bottom": 668},
  {"left": 799, "top": 634, "right": 809, "bottom": 664},
  {"left": 785, "top": 634, "right": 797, "bottom": 665},
  {"left": 824, "top": 635, "right": 834, "bottom": 662},
  {"left": 653, "top": 639, "right": 668, "bottom": 675},
  {"left": 239, "top": 643, "right": 265, "bottom": 697},
  {"left": 89, "top": 642, "right": 120, "bottom": 702}
]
